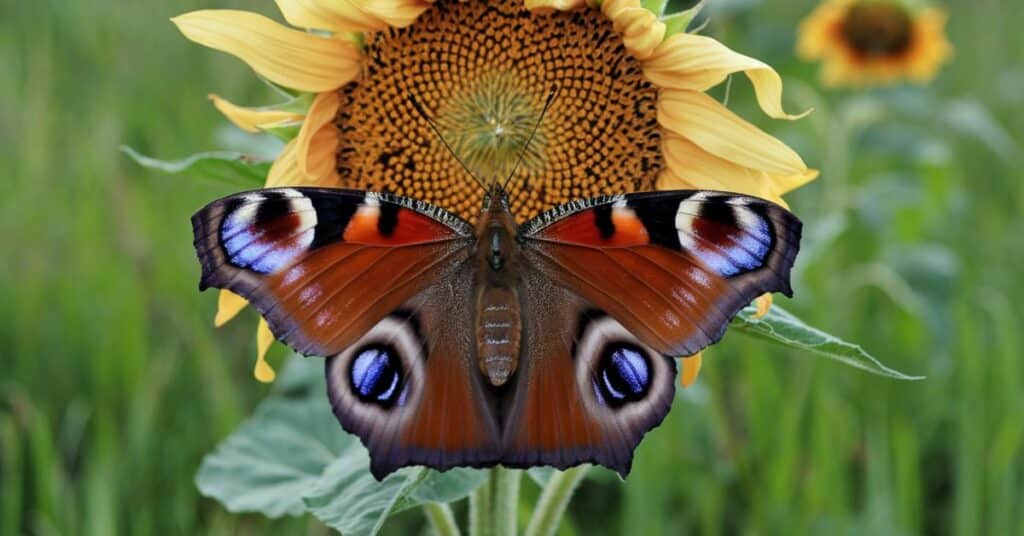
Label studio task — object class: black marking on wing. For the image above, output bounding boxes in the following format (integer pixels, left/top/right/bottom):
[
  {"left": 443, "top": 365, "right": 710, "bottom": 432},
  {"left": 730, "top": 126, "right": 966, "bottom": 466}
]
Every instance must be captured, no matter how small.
[
  {"left": 593, "top": 205, "right": 615, "bottom": 239},
  {"left": 378, "top": 203, "right": 399, "bottom": 237},
  {"left": 629, "top": 195, "right": 687, "bottom": 250},
  {"left": 309, "top": 194, "right": 357, "bottom": 250},
  {"left": 696, "top": 197, "right": 738, "bottom": 230},
  {"left": 254, "top": 191, "right": 294, "bottom": 225}
]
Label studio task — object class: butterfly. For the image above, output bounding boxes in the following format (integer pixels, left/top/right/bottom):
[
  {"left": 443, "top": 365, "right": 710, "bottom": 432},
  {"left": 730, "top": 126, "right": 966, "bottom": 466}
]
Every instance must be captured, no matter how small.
[{"left": 191, "top": 178, "right": 801, "bottom": 479}]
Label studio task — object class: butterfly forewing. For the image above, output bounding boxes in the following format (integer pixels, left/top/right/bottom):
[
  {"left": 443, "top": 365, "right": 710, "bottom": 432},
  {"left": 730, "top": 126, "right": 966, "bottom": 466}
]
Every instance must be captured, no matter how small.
[
  {"left": 192, "top": 187, "right": 474, "bottom": 357},
  {"left": 521, "top": 190, "right": 802, "bottom": 356}
]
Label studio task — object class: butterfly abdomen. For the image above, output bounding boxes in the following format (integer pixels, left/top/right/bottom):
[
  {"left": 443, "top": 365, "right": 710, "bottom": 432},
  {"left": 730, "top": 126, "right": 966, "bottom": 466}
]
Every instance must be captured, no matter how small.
[{"left": 475, "top": 285, "right": 521, "bottom": 386}]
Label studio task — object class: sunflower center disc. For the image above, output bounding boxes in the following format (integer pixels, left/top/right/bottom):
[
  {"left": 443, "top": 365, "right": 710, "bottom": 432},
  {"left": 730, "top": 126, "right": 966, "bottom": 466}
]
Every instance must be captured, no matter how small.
[
  {"left": 334, "top": 0, "right": 662, "bottom": 222},
  {"left": 436, "top": 71, "right": 548, "bottom": 187},
  {"left": 840, "top": 1, "right": 913, "bottom": 57}
]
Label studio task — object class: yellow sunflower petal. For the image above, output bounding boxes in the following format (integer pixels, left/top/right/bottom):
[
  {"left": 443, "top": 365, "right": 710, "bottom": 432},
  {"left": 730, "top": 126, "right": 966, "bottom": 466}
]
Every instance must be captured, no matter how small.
[
  {"left": 658, "top": 89, "right": 808, "bottom": 177},
  {"left": 254, "top": 318, "right": 277, "bottom": 383},
  {"left": 214, "top": 289, "right": 248, "bottom": 327},
  {"left": 276, "top": 0, "right": 432, "bottom": 32},
  {"left": 660, "top": 132, "right": 819, "bottom": 207},
  {"left": 295, "top": 91, "right": 341, "bottom": 183},
  {"left": 775, "top": 168, "right": 819, "bottom": 196},
  {"left": 680, "top": 352, "right": 702, "bottom": 387},
  {"left": 361, "top": 0, "right": 435, "bottom": 28},
  {"left": 754, "top": 293, "right": 773, "bottom": 318},
  {"left": 265, "top": 139, "right": 309, "bottom": 187},
  {"left": 600, "top": 0, "right": 666, "bottom": 59},
  {"left": 172, "top": 10, "right": 361, "bottom": 92},
  {"left": 209, "top": 94, "right": 305, "bottom": 133},
  {"left": 660, "top": 132, "right": 768, "bottom": 197},
  {"left": 643, "top": 33, "right": 809, "bottom": 120},
  {"left": 524, "top": 0, "right": 587, "bottom": 12}
]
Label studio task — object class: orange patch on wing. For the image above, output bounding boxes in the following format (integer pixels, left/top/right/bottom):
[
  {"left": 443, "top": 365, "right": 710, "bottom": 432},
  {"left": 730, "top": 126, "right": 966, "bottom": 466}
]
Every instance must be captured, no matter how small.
[
  {"left": 343, "top": 206, "right": 455, "bottom": 245},
  {"left": 609, "top": 207, "right": 649, "bottom": 245},
  {"left": 538, "top": 206, "right": 650, "bottom": 247}
]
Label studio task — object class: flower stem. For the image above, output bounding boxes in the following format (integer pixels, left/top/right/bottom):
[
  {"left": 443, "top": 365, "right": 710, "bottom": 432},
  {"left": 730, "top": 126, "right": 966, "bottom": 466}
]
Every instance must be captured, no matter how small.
[
  {"left": 471, "top": 467, "right": 522, "bottom": 536},
  {"left": 491, "top": 466, "right": 521, "bottom": 536},
  {"left": 469, "top": 474, "right": 492, "bottom": 536},
  {"left": 524, "top": 465, "right": 589, "bottom": 536},
  {"left": 423, "top": 502, "right": 461, "bottom": 536}
]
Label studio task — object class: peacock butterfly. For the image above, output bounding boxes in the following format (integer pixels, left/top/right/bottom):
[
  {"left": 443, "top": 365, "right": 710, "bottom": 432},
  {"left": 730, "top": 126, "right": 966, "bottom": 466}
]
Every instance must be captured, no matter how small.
[{"left": 191, "top": 180, "right": 801, "bottom": 479}]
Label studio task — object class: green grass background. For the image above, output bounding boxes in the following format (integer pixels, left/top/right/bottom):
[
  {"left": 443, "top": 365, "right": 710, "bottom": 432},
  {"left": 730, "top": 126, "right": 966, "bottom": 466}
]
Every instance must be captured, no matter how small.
[{"left": 1, "top": 0, "right": 1021, "bottom": 533}]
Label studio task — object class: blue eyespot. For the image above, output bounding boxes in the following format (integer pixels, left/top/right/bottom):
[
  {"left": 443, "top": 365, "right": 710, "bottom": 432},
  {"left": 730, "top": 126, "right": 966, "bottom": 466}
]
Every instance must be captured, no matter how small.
[
  {"left": 595, "top": 344, "right": 651, "bottom": 407},
  {"left": 349, "top": 345, "right": 403, "bottom": 407}
]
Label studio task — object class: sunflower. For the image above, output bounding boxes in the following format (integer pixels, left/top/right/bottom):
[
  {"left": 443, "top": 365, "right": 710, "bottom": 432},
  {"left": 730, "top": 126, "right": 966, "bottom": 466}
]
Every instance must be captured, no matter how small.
[
  {"left": 173, "top": 0, "right": 816, "bottom": 383},
  {"left": 797, "top": 0, "right": 952, "bottom": 87}
]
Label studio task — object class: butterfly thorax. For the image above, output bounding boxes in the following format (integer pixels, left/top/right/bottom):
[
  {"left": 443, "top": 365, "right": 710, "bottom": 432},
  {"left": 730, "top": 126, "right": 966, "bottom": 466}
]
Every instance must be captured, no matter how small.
[{"left": 473, "top": 189, "right": 522, "bottom": 387}]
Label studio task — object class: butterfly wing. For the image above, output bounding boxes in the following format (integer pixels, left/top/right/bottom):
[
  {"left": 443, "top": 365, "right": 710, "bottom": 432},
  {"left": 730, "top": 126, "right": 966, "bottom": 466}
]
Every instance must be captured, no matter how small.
[
  {"left": 191, "top": 187, "right": 474, "bottom": 357},
  {"left": 324, "top": 264, "right": 503, "bottom": 479},
  {"left": 520, "top": 190, "right": 802, "bottom": 356},
  {"left": 194, "top": 187, "right": 503, "bottom": 478},
  {"left": 500, "top": 270, "right": 678, "bottom": 475},
  {"left": 499, "top": 190, "right": 801, "bottom": 475}
]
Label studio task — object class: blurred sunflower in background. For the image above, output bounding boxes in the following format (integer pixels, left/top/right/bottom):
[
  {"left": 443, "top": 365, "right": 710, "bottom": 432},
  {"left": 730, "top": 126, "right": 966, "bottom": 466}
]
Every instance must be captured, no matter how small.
[
  {"left": 173, "top": 0, "right": 816, "bottom": 383},
  {"left": 798, "top": 0, "right": 953, "bottom": 87}
]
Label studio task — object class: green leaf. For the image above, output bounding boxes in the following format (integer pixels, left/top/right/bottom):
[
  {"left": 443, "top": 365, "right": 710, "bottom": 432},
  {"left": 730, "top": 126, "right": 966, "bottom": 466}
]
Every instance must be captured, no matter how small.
[
  {"left": 732, "top": 304, "right": 924, "bottom": 380},
  {"left": 527, "top": 467, "right": 556, "bottom": 488},
  {"left": 641, "top": 0, "right": 668, "bottom": 16},
  {"left": 273, "top": 92, "right": 314, "bottom": 114},
  {"left": 262, "top": 121, "right": 303, "bottom": 142},
  {"left": 272, "top": 353, "right": 324, "bottom": 395},
  {"left": 241, "top": 92, "right": 313, "bottom": 143},
  {"left": 411, "top": 469, "right": 488, "bottom": 503},
  {"left": 197, "top": 355, "right": 486, "bottom": 534},
  {"left": 303, "top": 452, "right": 486, "bottom": 534},
  {"left": 301, "top": 448, "right": 428, "bottom": 534},
  {"left": 121, "top": 146, "right": 269, "bottom": 187},
  {"left": 662, "top": 0, "right": 706, "bottom": 38},
  {"left": 195, "top": 392, "right": 352, "bottom": 517}
]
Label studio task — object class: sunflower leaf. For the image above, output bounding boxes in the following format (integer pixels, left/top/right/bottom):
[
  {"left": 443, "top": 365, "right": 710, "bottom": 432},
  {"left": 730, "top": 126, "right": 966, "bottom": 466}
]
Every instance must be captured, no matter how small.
[
  {"left": 121, "top": 146, "right": 269, "bottom": 186},
  {"left": 303, "top": 457, "right": 486, "bottom": 535},
  {"left": 662, "top": 0, "right": 706, "bottom": 38},
  {"left": 732, "top": 304, "right": 924, "bottom": 380},
  {"left": 196, "top": 355, "right": 486, "bottom": 534},
  {"left": 194, "top": 388, "right": 351, "bottom": 518},
  {"left": 642, "top": 0, "right": 669, "bottom": 16},
  {"left": 273, "top": 92, "right": 314, "bottom": 114},
  {"left": 260, "top": 120, "right": 304, "bottom": 142},
  {"left": 528, "top": 467, "right": 557, "bottom": 487}
]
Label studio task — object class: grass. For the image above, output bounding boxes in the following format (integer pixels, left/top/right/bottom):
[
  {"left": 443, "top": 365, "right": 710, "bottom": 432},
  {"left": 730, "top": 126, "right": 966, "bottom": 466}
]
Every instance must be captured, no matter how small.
[{"left": 1, "top": 0, "right": 1021, "bottom": 533}]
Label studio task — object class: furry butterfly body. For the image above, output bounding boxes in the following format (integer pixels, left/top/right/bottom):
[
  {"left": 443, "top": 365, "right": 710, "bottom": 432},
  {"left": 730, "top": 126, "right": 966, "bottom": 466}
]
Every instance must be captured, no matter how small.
[{"left": 192, "top": 185, "right": 801, "bottom": 479}]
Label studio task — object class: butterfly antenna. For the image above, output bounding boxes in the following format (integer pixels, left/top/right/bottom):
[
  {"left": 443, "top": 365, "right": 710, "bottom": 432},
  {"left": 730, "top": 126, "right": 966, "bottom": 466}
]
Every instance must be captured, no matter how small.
[
  {"left": 501, "top": 88, "right": 559, "bottom": 191},
  {"left": 408, "top": 96, "right": 488, "bottom": 191}
]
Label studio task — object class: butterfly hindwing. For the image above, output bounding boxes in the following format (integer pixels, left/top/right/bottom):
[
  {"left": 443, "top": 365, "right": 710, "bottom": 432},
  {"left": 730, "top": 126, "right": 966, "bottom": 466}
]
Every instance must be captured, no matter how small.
[
  {"left": 192, "top": 187, "right": 474, "bottom": 357},
  {"left": 324, "top": 265, "right": 503, "bottom": 479},
  {"left": 500, "top": 268, "right": 678, "bottom": 475},
  {"left": 521, "top": 190, "right": 802, "bottom": 357}
]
